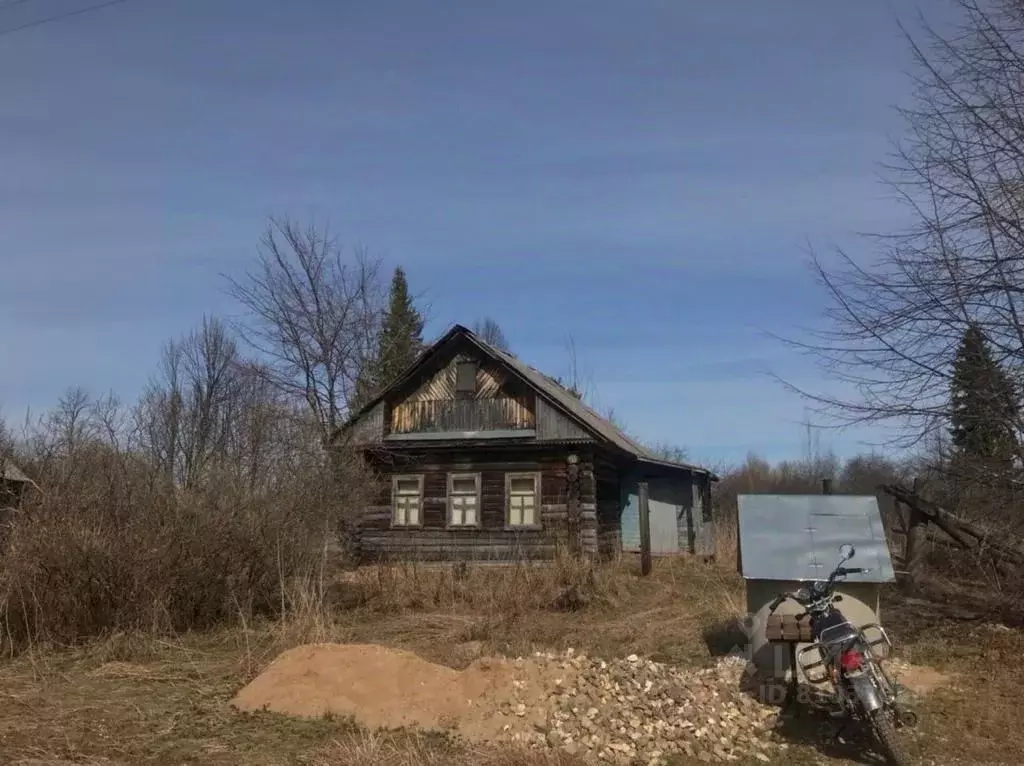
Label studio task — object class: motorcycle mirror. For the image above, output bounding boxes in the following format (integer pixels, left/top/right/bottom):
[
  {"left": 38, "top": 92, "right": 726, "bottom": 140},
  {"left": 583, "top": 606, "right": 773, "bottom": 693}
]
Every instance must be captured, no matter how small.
[{"left": 838, "top": 544, "right": 855, "bottom": 561}]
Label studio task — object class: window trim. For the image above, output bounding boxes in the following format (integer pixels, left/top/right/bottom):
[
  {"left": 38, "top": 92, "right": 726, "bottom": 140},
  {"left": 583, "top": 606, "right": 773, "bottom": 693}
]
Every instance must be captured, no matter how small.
[
  {"left": 446, "top": 472, "right": 482, "bottom": 528},
  {"left": 505, "top": 471, "right": 542, "bottom": 530},
  {"left": 391, "top": 474, "right": 424, "bottom": 528}
]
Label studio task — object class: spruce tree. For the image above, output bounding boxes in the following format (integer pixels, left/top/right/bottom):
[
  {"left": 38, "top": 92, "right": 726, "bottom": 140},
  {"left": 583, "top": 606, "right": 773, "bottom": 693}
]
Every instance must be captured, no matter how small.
[
  {"left": 948, "top": 324, "right": 1020, "bottom": 470},
  {"left": 353, "top": 267, "right": 424, "bottom": 408}
]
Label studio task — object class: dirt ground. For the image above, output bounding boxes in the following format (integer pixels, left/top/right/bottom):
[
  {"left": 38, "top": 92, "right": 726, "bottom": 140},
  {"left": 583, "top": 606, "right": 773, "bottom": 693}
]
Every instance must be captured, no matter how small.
[{"left": 0, "top": 558, "right": 1019, "bottom": 765}]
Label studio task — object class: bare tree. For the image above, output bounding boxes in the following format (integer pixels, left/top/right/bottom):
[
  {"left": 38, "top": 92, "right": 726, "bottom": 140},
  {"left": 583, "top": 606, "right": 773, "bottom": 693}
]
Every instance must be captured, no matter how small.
[
  {"left": 24, "top": 387, "right": 96, "bottom": 476},
  {"left": 134, "top": 317, "right": 252, "bottom": 489},
  {"left": 136, "top": 343, "right": 183, "bottom": 485},
  {"left": 645, "top": 442, "right": 691, "bottom": 463},
  {"left": 556, "top": 334, "right": 592, "bottom": 401},
  {"left": 783, "top": 1, "right": 1024, "bottom": 462},
  {"left": 225, "top": 217, "right": 385, "bottom": 450},
  {"left": 472, "top": 317, "right": 511, "bottom": 351},
  {"left": 176, "top": 317, "right": 240, "bottom": 486},
  {"left": 0, "top": 413, "right": 14, "bottom": 463}
]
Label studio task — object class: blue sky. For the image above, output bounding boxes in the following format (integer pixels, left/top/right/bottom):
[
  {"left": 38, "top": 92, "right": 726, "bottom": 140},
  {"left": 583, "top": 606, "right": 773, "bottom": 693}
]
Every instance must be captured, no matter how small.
[{"left": 0, "top": 0, "right": 945, "bottom": 465}]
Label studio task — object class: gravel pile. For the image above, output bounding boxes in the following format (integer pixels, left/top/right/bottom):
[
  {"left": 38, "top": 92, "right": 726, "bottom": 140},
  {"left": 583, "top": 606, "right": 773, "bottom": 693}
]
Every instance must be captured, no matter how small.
[{"left": 497, "top": 649, "right": 785, "bottom": 765}]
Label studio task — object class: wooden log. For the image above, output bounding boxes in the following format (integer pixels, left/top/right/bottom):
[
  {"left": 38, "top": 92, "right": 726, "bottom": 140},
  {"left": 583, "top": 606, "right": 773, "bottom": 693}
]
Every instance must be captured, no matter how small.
[
  {"left": 639, "top": 481, "right": 652, "bottom": 576},
  {"left": 881, "top": 481, "right": 1024, "bottom": 567}
]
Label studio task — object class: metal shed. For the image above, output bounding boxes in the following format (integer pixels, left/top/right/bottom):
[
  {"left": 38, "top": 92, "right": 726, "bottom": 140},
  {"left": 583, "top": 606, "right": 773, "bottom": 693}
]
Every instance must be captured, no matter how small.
[{"left": 738, "top": 493, "right": 896, "bottom": 683}]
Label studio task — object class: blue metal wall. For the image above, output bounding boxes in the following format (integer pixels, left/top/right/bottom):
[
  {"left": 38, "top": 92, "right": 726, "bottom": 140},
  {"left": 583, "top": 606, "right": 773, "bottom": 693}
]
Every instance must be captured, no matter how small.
[{"left": 620, "top": 469, "right": 701, "bottom": 554}]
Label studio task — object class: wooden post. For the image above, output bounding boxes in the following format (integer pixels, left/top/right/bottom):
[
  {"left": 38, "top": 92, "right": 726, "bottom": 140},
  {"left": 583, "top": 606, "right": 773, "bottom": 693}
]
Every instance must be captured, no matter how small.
[
  {"left": 639, "top": 481, "right": 652, "bottom": 576},
  {"left": 821, "top": 477, "right": 833, "bottom": 495},
  {"left": 566, "top": 454, "right": 582, "bottom": 559},
  {"left": 905, "top": 477, "right": 927, "bottom": 581}
]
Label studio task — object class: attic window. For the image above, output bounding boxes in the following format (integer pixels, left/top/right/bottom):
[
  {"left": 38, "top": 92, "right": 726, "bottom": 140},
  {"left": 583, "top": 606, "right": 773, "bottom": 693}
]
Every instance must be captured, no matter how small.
[{"left": 455, "top": 361, "right": 478, "bottom": 394}]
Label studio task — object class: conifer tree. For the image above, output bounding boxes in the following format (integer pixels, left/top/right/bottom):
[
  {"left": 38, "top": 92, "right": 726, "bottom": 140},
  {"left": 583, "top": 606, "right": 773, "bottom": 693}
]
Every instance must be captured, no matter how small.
[
  {"left": 948, "top": 324, "right": 1020, "bottom": 471},
  {"left": 353, "top": 267, "right": 424, "bottom": 408}
]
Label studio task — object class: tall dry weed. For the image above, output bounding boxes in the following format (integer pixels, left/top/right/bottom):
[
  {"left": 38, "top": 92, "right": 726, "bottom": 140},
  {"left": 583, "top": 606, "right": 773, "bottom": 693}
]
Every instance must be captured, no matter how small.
[
  {"left": 350, "top": 548, "right": 624, "bottom": 619},
  {"left": 0, "top": 437, "right": 364, "bottom": 654}
]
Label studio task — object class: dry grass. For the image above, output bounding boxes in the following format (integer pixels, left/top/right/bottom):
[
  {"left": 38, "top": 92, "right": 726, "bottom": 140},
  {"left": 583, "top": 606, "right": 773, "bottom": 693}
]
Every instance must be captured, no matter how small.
[
  {"left": 0, "top": 556, "right": 749, "bottom": 765},
  {"left": 0, "top": 555, "right": 1020, "bottom": 765},
  {"left": 310, "top": 732, "right": 587, "bottom": 766},
  {"left": 877, "top": 587, "right": 1024, "bottom": 764},
  {"left": 334, "top": 554, "right": 747, "bottom": 666}
]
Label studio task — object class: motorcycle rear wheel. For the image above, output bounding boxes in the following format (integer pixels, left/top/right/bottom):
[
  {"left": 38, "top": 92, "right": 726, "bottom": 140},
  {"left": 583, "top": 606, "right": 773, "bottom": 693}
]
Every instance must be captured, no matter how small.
[{"left": 868, "top": 708, "right": 910, "bottom": 766}]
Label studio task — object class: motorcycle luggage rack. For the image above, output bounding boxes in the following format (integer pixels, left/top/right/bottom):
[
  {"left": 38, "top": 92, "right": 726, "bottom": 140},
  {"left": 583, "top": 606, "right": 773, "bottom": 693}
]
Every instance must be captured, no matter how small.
[
  {"left": 856, "top": 622, "right": 893, "bottom": 661},
  {"left": 795, "top": 643, "right": 830, "bottom": 685}
]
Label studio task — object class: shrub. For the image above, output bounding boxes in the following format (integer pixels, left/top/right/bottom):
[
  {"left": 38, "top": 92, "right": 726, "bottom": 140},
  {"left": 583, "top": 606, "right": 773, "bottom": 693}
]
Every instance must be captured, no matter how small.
[{"left": 0, "top": 444, "right": 364, "bottom": 654}]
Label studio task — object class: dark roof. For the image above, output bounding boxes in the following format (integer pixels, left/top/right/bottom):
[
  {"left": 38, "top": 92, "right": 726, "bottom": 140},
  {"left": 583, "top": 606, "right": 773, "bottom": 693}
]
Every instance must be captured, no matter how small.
[{"left": 343, "top": 324, "right": 717, "bottom": 479}]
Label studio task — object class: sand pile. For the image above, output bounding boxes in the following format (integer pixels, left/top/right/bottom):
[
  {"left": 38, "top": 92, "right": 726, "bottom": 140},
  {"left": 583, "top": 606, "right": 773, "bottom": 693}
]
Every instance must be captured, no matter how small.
[{"left": 231, "top": 643, "right": 571, "bottom": 739}]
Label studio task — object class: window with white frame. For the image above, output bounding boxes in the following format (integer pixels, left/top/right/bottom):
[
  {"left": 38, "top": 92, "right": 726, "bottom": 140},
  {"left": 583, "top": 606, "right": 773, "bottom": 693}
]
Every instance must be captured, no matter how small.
[
  {"left": 392, "top": 475, "right": 423, "bottom": 527},
  {"left": 506, "top": 472, "right": 540, "bottom": 527},
  {"left": 448, "top": 473, "right": 480, "bottom": 526}
]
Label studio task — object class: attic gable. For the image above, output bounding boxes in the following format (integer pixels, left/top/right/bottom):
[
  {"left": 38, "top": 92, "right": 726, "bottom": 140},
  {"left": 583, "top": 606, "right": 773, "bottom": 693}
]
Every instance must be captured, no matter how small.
[
  {"left": 390, "top": 342, "right": 524, "bottom": 405},
  {"left": 340, "top": 325, "right": 601, "bottom": 446},
  {"left": 339, "top": 325, "right": 714, "bottom": 479},
  {"left": 387, "top": 342, "right": 536, "bottom": 436}
]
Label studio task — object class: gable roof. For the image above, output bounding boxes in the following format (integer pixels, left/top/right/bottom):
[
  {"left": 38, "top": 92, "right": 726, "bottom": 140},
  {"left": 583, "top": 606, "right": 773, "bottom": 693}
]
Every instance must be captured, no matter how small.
[
  {"left": 737, "top": 494, "right": 896, "bottom": 583},
  {"left": 343, "top": 324, "right": 716, "bottom": 479}
]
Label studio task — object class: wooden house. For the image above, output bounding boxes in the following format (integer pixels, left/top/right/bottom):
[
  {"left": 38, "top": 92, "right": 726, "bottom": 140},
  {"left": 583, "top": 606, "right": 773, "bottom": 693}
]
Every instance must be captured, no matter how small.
[{"left": 337, "top": 324, "right": 717, "bottom": 562}]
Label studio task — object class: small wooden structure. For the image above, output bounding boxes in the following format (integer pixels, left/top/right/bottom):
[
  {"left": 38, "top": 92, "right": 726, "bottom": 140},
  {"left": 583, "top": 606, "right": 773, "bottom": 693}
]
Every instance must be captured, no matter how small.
[{"left": 1, "top": 459, "right": 33, "bottom": 509}]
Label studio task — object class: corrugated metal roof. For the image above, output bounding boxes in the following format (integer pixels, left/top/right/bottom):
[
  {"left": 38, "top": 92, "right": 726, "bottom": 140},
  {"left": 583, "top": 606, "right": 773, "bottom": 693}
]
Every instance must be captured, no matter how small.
[
  {"left": 466, "top": 330, "right": 715, "bottom": 477},
  {"left": 737, "top": 494, "right": 896, "bottom": 583},
  {"left": 472, "top": 337, "right": 650, "bottom": 452}
]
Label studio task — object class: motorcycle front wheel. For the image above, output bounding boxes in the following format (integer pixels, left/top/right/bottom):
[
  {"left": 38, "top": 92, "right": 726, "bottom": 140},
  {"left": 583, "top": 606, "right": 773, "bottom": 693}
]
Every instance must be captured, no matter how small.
[{"left": 868, "top": 708, "right": 910, "bottom": 766}]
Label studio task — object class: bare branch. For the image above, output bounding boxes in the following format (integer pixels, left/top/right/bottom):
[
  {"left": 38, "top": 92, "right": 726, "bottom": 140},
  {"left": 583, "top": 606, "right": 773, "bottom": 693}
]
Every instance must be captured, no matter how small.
[
  {"left": 223, "top": 216, "right": 385, "bottom": 447},
  {"left": 781, "top": 1, "right": 1024, "bottom": 455}
]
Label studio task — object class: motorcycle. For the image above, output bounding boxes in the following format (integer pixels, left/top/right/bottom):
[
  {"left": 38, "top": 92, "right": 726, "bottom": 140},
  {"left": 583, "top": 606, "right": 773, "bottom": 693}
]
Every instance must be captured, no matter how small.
[{"left": 767, "top": 543, "right": 916, "bottom": 766}]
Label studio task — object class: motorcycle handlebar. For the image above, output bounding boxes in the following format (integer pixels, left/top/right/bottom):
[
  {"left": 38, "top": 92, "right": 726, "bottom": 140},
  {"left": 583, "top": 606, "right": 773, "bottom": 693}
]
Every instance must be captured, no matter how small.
[{"left": 766, "top": 555, "right": 872, "bottom": 615}]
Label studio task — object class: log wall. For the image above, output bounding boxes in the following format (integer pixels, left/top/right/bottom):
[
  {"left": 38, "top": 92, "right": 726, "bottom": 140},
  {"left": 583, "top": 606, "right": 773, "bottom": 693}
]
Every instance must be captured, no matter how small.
[{"left": 358, "top": 448, "right": 597, "bottom": 562}]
